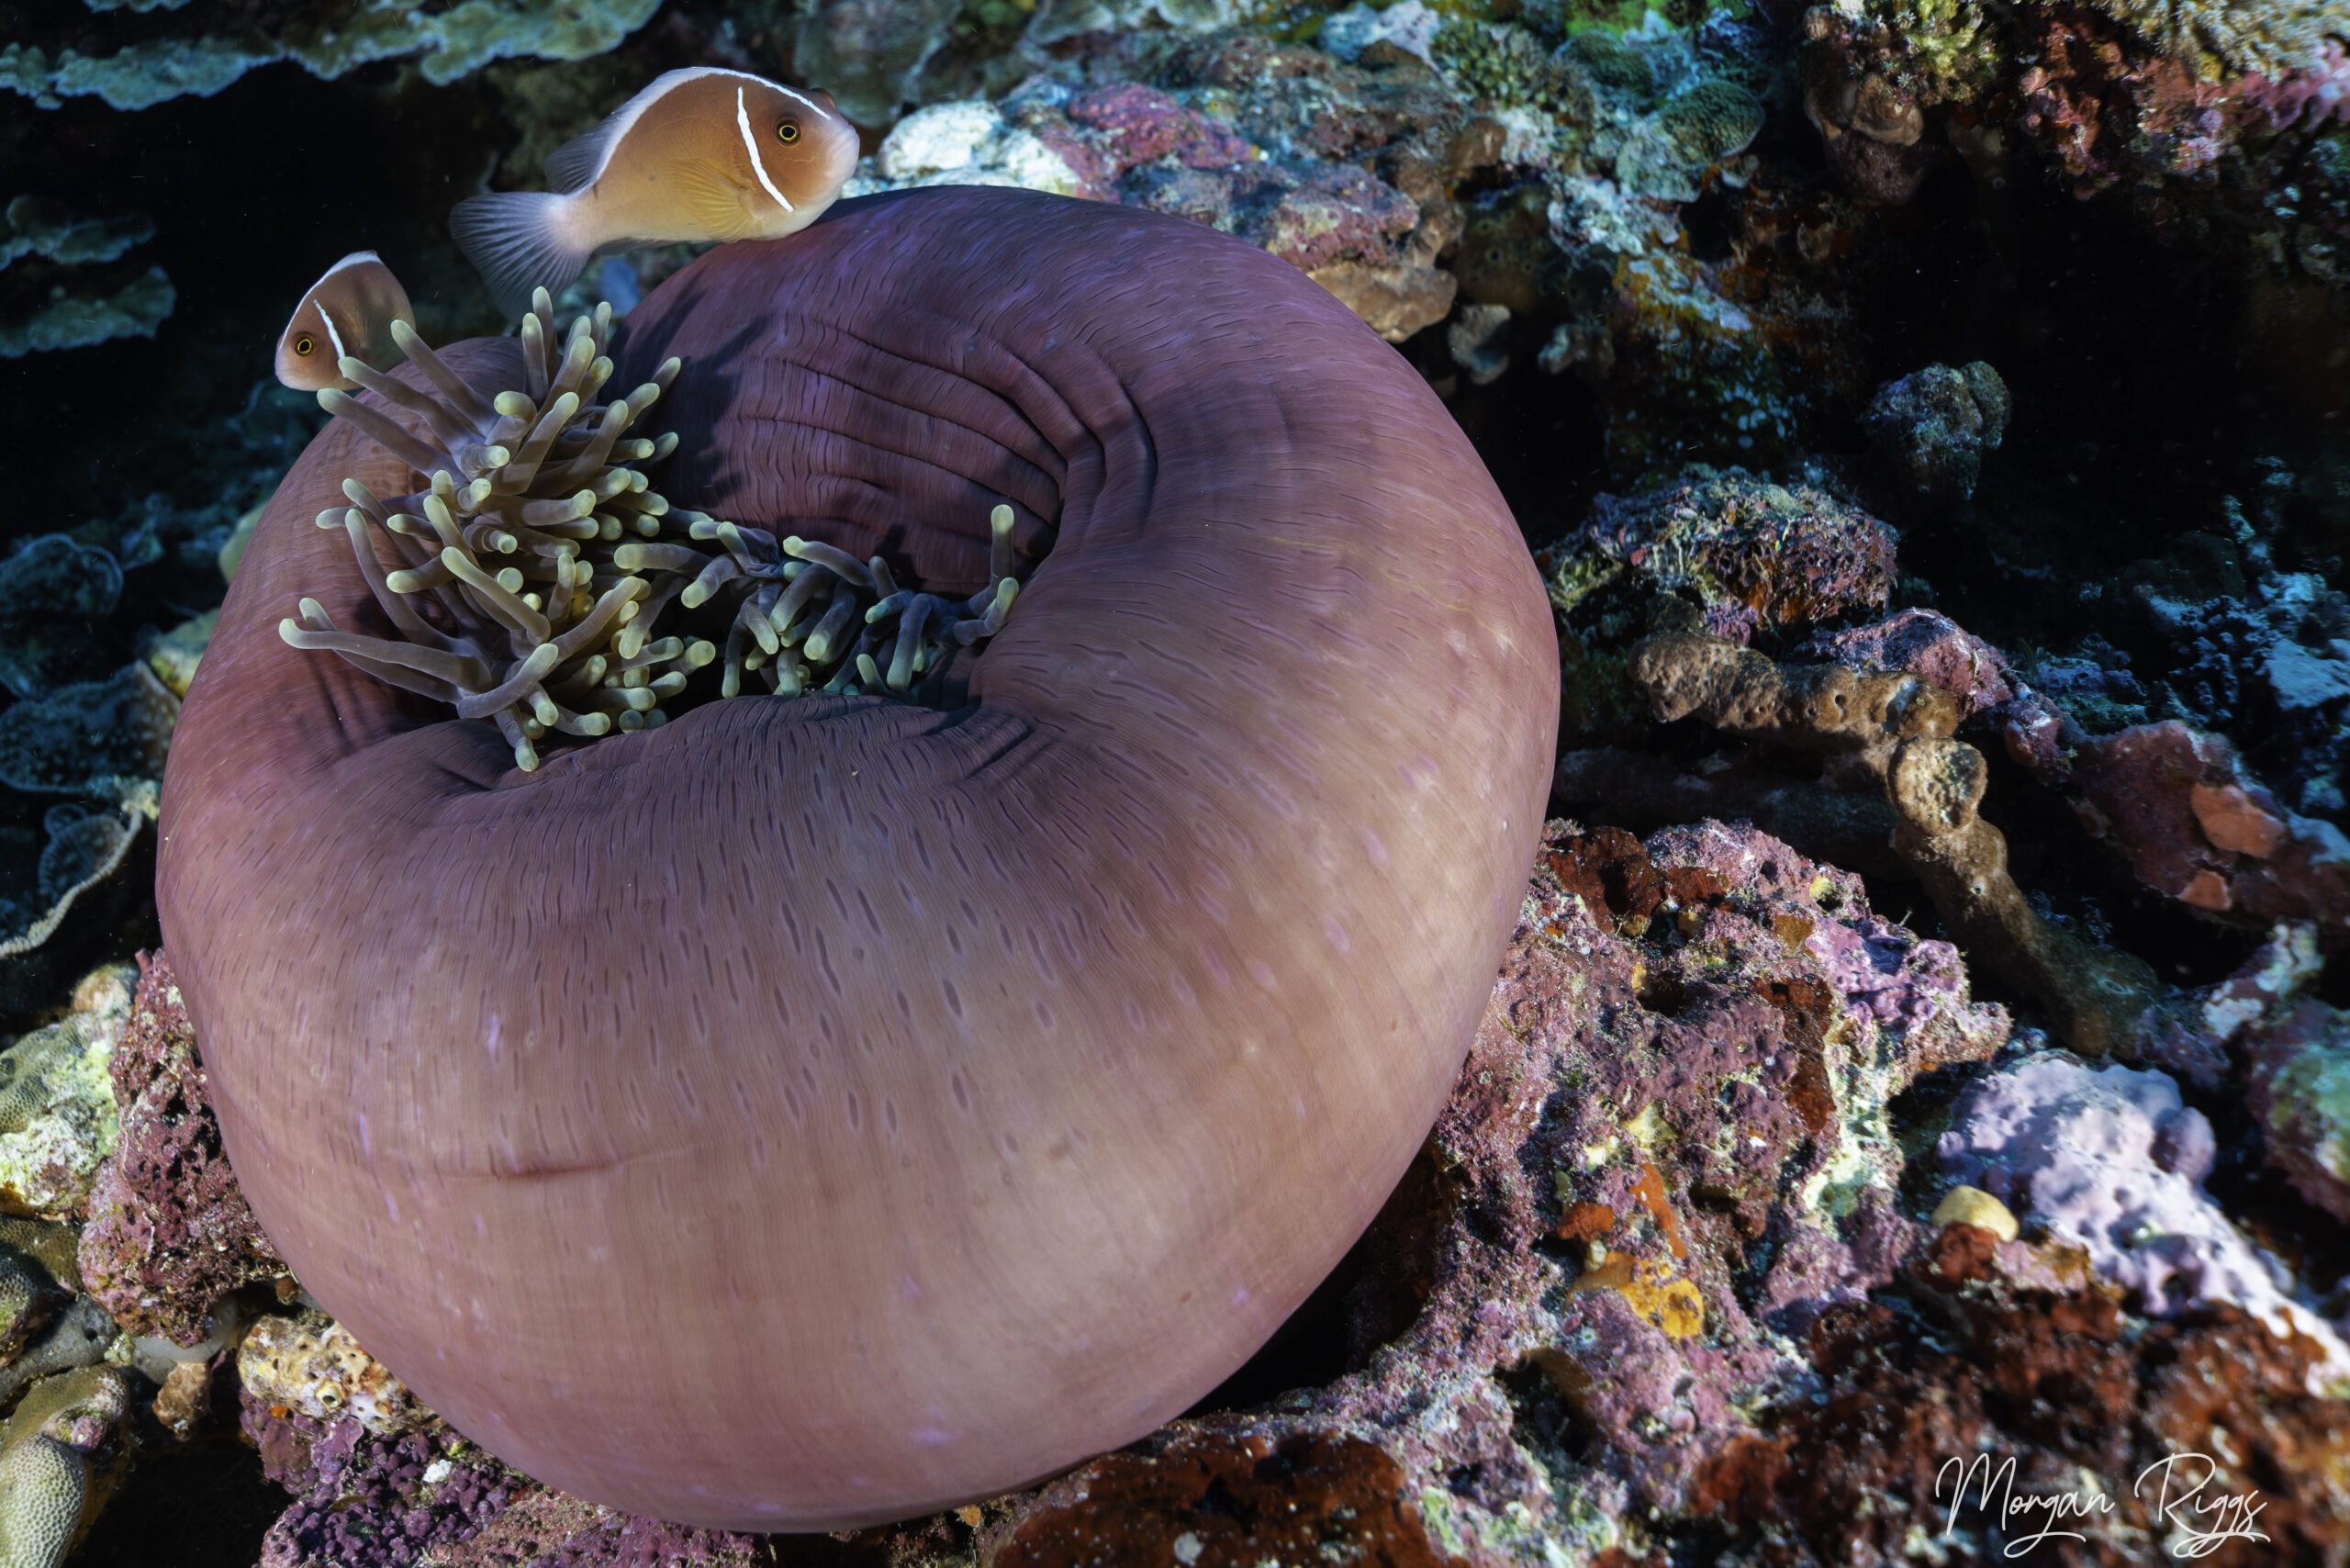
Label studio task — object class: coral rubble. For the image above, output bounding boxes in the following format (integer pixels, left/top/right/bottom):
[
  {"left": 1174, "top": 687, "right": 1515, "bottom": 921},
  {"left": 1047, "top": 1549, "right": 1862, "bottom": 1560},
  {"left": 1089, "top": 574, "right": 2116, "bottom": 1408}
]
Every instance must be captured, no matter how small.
[{"left": 77, "top": 952, "right": 285, "bottom": 1346}]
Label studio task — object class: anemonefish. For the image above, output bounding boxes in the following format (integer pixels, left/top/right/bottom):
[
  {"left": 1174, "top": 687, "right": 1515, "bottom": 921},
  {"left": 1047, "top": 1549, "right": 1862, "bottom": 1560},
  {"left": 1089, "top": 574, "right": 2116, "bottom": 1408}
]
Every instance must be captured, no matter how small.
[
  {"left": 449, "top": 68, "right": 860, "bottom": 316},
  {"left": 274, "top": 251, "right": 415, "bottom": 392}
]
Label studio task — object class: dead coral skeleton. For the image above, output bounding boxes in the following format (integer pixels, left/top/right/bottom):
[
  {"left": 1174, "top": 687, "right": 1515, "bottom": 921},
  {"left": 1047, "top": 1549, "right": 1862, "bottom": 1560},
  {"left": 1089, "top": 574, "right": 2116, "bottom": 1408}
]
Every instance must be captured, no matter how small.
[{"left": 283, "top": 291, "right": 1025, "bottom": 770}]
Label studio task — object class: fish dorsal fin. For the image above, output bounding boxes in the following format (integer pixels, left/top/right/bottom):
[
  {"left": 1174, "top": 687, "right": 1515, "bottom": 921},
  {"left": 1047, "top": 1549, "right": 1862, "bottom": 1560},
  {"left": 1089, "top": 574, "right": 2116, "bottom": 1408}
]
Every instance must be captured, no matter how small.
[
  {"left": 315, "top": 249, "right": 381, "bottom": 280},
  {"left": 546, "top": 110, "right": 627, "bottom": 193},
  {"left": 546, "top": 67, "right": 795, "bottom": 193}
]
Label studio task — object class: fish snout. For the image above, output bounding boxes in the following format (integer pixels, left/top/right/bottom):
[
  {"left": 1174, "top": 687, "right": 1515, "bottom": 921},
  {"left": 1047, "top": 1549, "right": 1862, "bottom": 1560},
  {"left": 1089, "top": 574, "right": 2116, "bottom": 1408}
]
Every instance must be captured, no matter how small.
[{"left": 818, "top": 112, "right": 860, "bottom": 192}]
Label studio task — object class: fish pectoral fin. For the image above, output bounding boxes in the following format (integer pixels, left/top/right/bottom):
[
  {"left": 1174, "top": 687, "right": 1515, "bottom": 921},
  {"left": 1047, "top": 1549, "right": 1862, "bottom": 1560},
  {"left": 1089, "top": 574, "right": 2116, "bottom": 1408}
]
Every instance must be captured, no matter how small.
[{"left": 668, "top": 161, "right": 757, "bottom": 241}]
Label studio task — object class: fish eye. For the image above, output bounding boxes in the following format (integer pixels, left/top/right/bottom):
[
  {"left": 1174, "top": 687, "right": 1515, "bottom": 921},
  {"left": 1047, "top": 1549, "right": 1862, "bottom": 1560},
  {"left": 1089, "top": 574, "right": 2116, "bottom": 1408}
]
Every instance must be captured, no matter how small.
[
  {"left": 295, "top": 334, "right": 315, "bottom": 355},
  {"left": 776, "top": 118, "right": 800, "bottom": 143}
]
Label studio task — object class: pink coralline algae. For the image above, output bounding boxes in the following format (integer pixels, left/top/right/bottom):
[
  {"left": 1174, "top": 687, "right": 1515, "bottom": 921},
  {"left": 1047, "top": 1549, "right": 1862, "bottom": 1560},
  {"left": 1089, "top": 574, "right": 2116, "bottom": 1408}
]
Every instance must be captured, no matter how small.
[
  {"left": 2234, "top": 39, "right": 2350, "bottom": 132},
  {"left": 1939, "top": 1050, "right": 2350, "bottom": 1391},
  {"left": 1801, "top": 916, "right": 1973, "bottom": 1028},
  {"left": 2155, "top": 925, "right": 2350, "bottom": 1226},
  {"left": 972, "top": 816, "right": 2011, "bottom": 1557},
  {"left": 1856, "top": 361, "right": 2009, "bottom": 514},
  {"left": 241, "top": 1396, "right": 767, "bottom": 1568},
  {"left": 1801, "top": 607, "right": 2015, "bottom": 715},
  {"left": 1063, "top": 84, "right": 1254, "bottom": 174},
  {"left": 2068, "top": 721, "right": 2350, "bottom": 934},
  {"left": 1557, "top": 470, "right": 1898, "bottom": 644},
  {"left": 74, "top": 949, "right": 284, "bottom": 1345},
  {"left": 869, "top": 37, "right": 1503, "bottom": 340},
  {"left": 1085, "top": 33, "right": 1496, "bottom": 287}
]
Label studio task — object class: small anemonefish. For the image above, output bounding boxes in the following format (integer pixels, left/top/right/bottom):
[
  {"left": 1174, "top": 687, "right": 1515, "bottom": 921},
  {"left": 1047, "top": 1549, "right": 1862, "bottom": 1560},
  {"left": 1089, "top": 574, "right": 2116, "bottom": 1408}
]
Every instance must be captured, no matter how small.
[
  {"left": 450, "top": 68, "right": 860, "bottom": 316},
  {"left": 274, "top": 251, "right": 415, "bottom": 392}
]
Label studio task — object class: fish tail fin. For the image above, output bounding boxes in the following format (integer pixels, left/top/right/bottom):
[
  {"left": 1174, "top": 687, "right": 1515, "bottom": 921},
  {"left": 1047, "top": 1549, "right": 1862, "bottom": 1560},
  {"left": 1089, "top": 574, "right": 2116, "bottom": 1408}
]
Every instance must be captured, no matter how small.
[{"left": 449, "top": 191, "right": 588, "bottom": 319}]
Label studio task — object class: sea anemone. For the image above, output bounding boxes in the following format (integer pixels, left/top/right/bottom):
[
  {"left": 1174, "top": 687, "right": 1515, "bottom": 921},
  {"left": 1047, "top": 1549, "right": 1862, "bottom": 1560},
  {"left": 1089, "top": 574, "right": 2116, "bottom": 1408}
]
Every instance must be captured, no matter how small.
[
  {"left": 156, "top": 187, "right": 1559, "bottom": 1530},
  {"left": 283, "top": 295, "right": 1028, "bottom": 770}
]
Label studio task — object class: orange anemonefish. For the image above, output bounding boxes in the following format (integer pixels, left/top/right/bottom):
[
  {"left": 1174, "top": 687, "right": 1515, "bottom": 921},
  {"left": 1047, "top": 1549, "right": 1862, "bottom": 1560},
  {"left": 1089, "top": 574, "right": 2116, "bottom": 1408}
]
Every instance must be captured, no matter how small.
[
  {"left": 274, "top": 251, "right": 415, "bottom": 392},
  {"left": 450, "top": 68, "right": 860, "bottom": 316}
]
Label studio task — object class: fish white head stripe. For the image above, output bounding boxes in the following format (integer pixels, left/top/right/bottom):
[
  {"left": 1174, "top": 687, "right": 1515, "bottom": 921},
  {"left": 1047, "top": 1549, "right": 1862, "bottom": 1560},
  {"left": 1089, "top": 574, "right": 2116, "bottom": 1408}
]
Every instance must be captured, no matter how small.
[
  {"left": 734, "top": 85, "right": 794, "bottom": 213},
  {"left": 315, "top": 300, "right": 347, "bottom": 362}
]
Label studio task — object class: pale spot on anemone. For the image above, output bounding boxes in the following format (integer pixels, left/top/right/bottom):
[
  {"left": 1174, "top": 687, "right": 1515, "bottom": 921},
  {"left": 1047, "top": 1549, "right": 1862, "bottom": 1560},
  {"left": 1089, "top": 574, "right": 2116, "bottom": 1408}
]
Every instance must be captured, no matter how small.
[{"left": 157, "top": 189, "right": 1557, "bottom": 1531}]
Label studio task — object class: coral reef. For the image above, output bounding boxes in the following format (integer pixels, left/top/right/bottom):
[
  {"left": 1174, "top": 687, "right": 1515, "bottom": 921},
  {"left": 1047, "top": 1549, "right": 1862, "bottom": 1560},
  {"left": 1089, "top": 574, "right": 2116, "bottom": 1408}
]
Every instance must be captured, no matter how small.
[
  {"left": 0, "top": 1217, "right": 75, "bottom": 1363},
  {"left": 243, "top": 1403, "right": 517, "bottom": 1568},
  {"left": 240, "top": 1315, "right": 418, "bottom": 1435},
  {"left": 0, "top": 1365, "right": 135, "bottom": 1568},
  {"left": 793, "top": 0, "right": 968, "bottom": 126},
  {"left": 1801, "top": 0, "right": 2350, "bottom": 278},
  {"left": 77, "top": 951, "right": 285, "bottom": 1345},
  {"left": 0, "top": 537, "right": 125, "bottom": 701},
  {"left": 0, "top": 666, "right": 173, "bottom": 799},
  {"left": 1547, "top": 468, "right": 1898, "bottom": 644},
  {"left": 0, "top": 0, "right": 665, "bottom": 112},
  {"left": 2067, "top": 721, "right": 2350, "bottom": 933},
  {"left": 241, "top": 1387, "right": 767, "bottom": 1568},
  {"left": 2250, "top": 1002, "right": 2350, "bottom": 1222},
  {"left": 0, "top": 965, "right": 131, "bottom": 1219},
  {"left": 2103, "top": 499, "right": 2350, "bottom": 822},
  {"left": 2170, "top": 925, "right": 2350, "bottom": 1221},
  {"left": 2081, "top": 0, "right": 2343, "bottom": 79},
  {"left": 1858, "top": 360, "right": 2009, "bottom": 513},
  {"left": 1614, "top": 78, "right": 1766, "bottom": 204},
  {"left": 1593, "top": 628, "right": 2164, "bottom": 1053},
  {"left": 0, "top": 196, "right": 171, "bottom": 359},
  {"left": 993, "top": 1429, "right": 1456, "bottom": 1566},
  {"left": 853, "top": 38, "right": 1501, "bottom": 343},
  {"left": 1940, "top": 1049, "right": 2350, "bottom": 1388},
  {"left": 0, "top": 795, "right": 150, "bottom": 1014},
  {"left": 0, "top": 647, "right": 173, "bottom": 1009},
  {"left": 1690, "top": 1238, "right": 2350, "bottom": 1563}
]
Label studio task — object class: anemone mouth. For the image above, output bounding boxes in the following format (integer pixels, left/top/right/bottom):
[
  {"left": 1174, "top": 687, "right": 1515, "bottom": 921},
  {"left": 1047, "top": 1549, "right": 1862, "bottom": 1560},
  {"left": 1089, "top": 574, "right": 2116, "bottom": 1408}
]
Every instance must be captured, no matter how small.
[{"left": 279, "top": 289, "right": 1037, "bottom": 770}]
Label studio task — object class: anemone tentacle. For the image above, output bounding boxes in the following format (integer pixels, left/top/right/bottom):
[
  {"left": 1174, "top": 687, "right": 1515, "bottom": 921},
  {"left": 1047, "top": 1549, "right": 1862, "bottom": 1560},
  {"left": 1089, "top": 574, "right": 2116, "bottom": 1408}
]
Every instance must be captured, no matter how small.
[{"left": 285, "top": 290, "right": 1034, "bottom": 767}]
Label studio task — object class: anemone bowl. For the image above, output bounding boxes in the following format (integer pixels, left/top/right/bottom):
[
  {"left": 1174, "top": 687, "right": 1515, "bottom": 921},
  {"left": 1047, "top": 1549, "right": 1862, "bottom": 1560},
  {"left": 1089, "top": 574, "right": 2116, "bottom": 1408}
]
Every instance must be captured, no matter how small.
[{"left": 156, "top": 187, "right": 1559, "bottom": 1529}]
